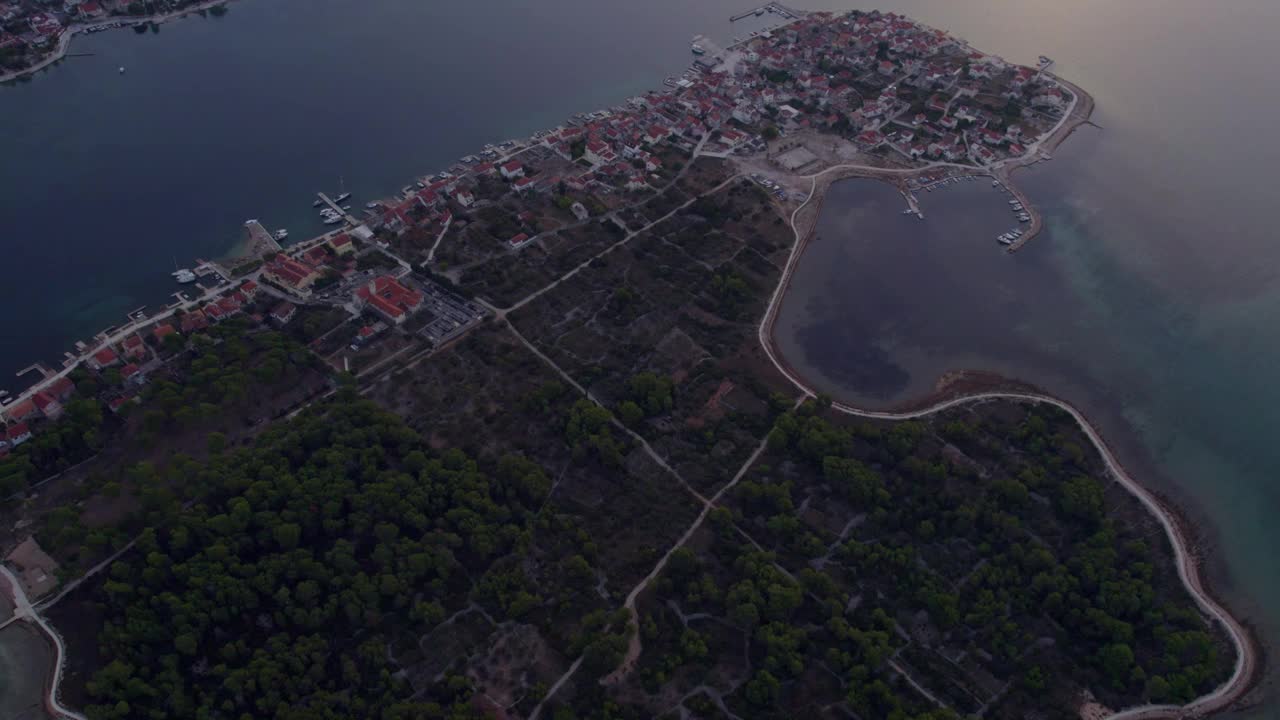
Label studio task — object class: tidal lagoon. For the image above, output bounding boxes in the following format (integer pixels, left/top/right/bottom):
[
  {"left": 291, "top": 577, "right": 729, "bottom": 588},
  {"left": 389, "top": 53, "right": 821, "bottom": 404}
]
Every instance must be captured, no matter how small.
[{"left": 773, "top": 3, "right": 1280, "bottom": 715}]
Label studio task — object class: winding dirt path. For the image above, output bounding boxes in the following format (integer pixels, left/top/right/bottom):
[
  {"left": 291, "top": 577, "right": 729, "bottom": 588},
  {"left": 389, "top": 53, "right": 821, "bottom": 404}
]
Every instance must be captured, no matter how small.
[{"left": 755, "top": 143, "right": 1257, "bottom": 720}]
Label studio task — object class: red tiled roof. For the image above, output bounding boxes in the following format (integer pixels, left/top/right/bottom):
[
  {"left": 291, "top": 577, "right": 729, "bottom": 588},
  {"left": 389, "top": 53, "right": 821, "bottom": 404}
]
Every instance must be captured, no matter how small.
[
  {"left": 47, "top": 376, "right": 75, "bottom": 400},
  {"left": 270, "top": 301, "right": 296, "bottom": 321},
  {"left": 32, "top": 392, "right": 59, "bottom": 413},
  {"left": 355, "top": 276, "right": 423, "bottom": 319},
  {"left": 93, "top": 347, "right": 117, "bottom": 365}
]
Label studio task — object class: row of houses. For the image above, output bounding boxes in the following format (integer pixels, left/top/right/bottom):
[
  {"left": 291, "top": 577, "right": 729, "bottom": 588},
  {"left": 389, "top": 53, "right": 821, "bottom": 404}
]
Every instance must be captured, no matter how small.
[
  {"left": 0, "top": 275, "right": 275, "bottom": 454},
  {"left": 260, "top": 233, "right": 356, "bottom": 297}
]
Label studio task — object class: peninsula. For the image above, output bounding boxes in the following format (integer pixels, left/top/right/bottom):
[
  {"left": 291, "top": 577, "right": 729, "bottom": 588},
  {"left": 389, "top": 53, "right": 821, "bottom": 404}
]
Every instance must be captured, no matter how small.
[{"left": 0, "top": 6, "right": 1257, "bottom": 720}]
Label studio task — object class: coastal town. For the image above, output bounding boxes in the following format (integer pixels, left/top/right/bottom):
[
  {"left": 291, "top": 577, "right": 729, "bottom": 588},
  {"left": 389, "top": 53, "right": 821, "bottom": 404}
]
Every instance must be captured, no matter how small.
[
  {"left": 1, "top": 6, "right": 1083, "bottom": 455},
  {"left": 0, "top": 7, "right": 1254, "bottom": 720}
]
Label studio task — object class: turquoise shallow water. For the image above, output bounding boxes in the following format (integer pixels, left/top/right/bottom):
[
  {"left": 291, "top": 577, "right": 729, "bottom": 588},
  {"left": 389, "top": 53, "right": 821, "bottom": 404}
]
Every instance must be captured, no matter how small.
[{"left": 2, "top": 0, "right": 1278, "bottom": 715}]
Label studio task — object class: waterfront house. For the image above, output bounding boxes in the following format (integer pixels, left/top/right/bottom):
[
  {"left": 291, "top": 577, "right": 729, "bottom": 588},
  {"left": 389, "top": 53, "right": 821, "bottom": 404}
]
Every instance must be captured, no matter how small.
[
  {"left": 152, "top": 323, "right": 177, "bottom": 342},
  {"left": 47, "top": 376, "right": 75, "bottom": 403},
  {"left": 3, "top": 399, "right": 39, "bottom": 423},
  {"left": 180, "top": 310, "right": 209, "bottom": 334},
  {"left": 500, "top": 161, "right": 524, "bottom": 180},
  {"left": 509, "top": 232, "right": 530, "bottom": 248},
  {"left": 88, "top": 346, "right": 119, "bottom": 371},
  {"left": 455, "top": 190, "right": 476, "bottom": 208},
  {"left": 239, "top": 280, "right": 260, "bottom": 298},
  {"left": 328, "top": 234, "right": 355, "bottom": 255},
  {"left": 31, "top": 391, "right": 63, "bottom": 422},
  {"left": 513, "top": 176, "right": 535, "bottom": 193}
]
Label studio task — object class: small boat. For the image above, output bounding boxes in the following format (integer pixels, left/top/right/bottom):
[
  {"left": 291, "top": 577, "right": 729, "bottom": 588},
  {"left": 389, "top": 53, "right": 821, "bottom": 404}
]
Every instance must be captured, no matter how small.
[
  {"left": 691, "top": 43, "right": 706, "bottom": 55},
  {"left": 755, "top": 7, "right": 765, "bottom": 15},
  {"left": 312, "top": 199, "right": 323, "bottom": 208},
  {"left": 334, "top": 192, "right": 351, "bottom": 203},
  {"left": 342, "top": 205, "right": 352, "bottom": 211},
  {"left": 366, "top": 201, "right": 380, "bottom": 209},
  {"left": 323, "top": 215, "right": 344, "bottom": 225},
  {"left": 118, "top": 66, "right": 125, "bottom": 74},
  {"left": 173, "top": 268, "right": 197, "bottom": 284},
  {"left": 274, "top": 229, "right": 289, "bottom": 240}
]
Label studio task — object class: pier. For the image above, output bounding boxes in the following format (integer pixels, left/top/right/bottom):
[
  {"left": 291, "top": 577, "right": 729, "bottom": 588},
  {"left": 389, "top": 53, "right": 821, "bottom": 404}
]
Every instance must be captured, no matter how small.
[
  {"left": 730, "top": 3, "right": 803, "bottom": 22},
  {"left": 317, "top": 193, "right": 358, "bottom": 227},
  {"left": 242, "top": 219, "right": 283, "bottom": 256},
  {"left": 15, "top": 363, "right": 53, "bottom": 381},
  {"left": 730, "top": 6, "right": 768, "bottom": 22}
]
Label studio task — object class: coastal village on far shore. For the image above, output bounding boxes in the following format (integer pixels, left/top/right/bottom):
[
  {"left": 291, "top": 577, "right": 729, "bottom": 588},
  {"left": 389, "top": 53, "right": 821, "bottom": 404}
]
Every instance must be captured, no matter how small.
[
  {"left": 2, "top": 4, "right": 1079, "bottom": 489},
  {"left": 1, "top": 0, "right": 222, "bottom": 76}
]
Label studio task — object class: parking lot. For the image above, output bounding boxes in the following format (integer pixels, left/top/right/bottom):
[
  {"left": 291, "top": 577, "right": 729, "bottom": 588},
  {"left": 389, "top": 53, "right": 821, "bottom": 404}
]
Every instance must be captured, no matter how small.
[{"left": 411, "top": 276, "right": 487, "bottom": 347}]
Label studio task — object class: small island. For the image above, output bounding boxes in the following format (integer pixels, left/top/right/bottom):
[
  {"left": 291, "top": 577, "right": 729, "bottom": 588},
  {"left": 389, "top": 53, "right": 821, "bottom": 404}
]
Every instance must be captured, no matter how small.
[{"left": 0, "top": 6, "right": 1254, "bottom": 720}]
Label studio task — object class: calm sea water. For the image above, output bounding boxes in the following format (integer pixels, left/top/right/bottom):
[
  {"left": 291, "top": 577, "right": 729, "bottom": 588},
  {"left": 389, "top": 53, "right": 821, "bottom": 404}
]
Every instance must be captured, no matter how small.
[{"left": 2, "top": 0, "right": 1277, "bottom": 715}]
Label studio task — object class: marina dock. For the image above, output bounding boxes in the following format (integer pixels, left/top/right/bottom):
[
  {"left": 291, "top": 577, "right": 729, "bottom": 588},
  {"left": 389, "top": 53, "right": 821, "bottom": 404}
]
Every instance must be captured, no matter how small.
[
  {"left": 730, "top": 3, "right": 801, "bottom": 22},
  {"left": 730, "top": 6, "right": 768, "bottom": 22},
  {"left": 318, "top": 193, "right": 358, "bottom": 227}
]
